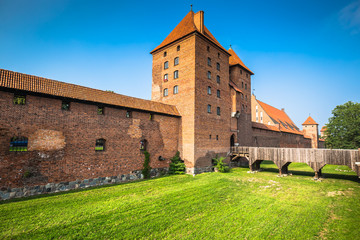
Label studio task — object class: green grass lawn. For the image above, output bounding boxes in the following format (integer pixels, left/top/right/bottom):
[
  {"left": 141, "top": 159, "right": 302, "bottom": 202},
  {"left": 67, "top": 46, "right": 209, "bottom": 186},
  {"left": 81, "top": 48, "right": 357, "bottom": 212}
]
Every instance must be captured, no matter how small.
[{"left": 1, "top": 162, "right": 359, "bottom": 239}]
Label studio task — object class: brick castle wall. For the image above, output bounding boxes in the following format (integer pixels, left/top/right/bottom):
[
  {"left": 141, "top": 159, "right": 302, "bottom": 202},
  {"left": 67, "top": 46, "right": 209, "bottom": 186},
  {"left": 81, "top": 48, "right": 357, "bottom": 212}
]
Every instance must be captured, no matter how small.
[{"left": 0, "top": 90, "right": 180, "bottom": 190}]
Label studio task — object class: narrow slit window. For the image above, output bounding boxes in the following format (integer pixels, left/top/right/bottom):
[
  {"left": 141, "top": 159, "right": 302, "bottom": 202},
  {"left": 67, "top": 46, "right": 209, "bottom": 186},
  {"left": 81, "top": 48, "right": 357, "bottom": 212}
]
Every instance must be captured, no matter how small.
[
  {"left": 216, "top": 63, "right": 220, "bottom": 71},
  {"left": 10, "top": 137, "right": 28, "bottom": 152},
  {"left": 164, "top": 51, "right": 167, "bottom": 57},
  {"left": 207, "top": 86, "right": 211, "bottom": 95},
  {"left": 126, "top": 111, "right": 132, "bottom": 118},
  {"left": 207, "top": 71, "right": 211, "bottom": 80},
  {"left": 207, "top": 57, "right": 211, "bottom": 66},
  {"left": 13, "top": 94, "right": 26, "bottom": 105},
  {"left": 207, "top": 104, "right": 211, "bottom": 113},
  {"left": 177, "top": 45, "right": 180, "bottom": 51},
  {"left": 149, "top": 113, "right": 154, "bottom": 121},
  {"left": 207, "top": 46, "right": 210, "bottom": 52},
  {"left": 95, "top": 139, "right": 106, "bottom": 151},
  {"left": 217, "top": 107, "right": 221, "bottom": 116},
  {"left": 217, "top": 90, "right": 220, "bottom": 98},
  {"left": 216, "top": 135, "right": 219, "bottom": 140},
  {"left": 216, "top": 75, "right": 220, "bottom": 84}
]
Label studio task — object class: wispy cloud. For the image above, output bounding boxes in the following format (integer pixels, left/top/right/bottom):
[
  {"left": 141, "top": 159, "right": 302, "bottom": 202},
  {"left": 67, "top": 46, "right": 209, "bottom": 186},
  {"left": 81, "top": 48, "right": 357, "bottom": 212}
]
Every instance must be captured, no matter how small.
[{"left": 339, "top": 0, "right": 360, "bottom": 34}]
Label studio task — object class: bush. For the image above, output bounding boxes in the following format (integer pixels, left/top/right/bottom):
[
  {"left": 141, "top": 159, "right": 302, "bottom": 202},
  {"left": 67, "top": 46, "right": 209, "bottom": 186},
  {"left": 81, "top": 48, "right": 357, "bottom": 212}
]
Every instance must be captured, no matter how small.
[
  {"left": 169, "top": 151, "right": 185, "bottom": 174},
  {"left": 142, "top": 151, "right": 151, "bottom": 179},
  {"left": 212, "top": 156, "right": 230, "bottom": 173}
]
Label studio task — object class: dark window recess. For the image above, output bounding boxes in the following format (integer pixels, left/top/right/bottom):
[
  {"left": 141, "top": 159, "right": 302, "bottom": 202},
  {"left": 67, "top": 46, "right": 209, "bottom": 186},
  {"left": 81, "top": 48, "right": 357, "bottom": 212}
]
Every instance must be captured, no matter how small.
[
  {"left": 217, "top": 90, "right": 220, "bottom": 98},
  {"left": 240, "top": 69, "right": 243, "bottom": 75},
  {"left": 98, "top": 106, "right": 104, "bottom": 115},
  {"left": 209, "top": 135, "right": 212, "bottom": 139},
  {"left": 174, "top": 57, "right": 179, "bottom": 66},
  {"left": 207, "top": 46, "right": 210, "bottom": 52},
  {"left": 177, "top": 45, "right": 180, "bottom": 51},
  {"left": 218, "top": 53, "right": 220, "bottom": 58},
  {"left": 126, "top": 111, "right": 132, "bottom": 118},
  {"left": 13, "top": 94, "right": 26, "bottom": 105},
  {"left": 207, "top": 104, "right": 211, "bottom": 113},
  {"left": 207, "top": 71, "right": 211, "bottom": 79},
  {"left": 174, "top": 70, "right": 179, "bottom": 79},
  {"left": 217, "top": 75, "right": 220, "bottom": 84},
  {"left": 242, "top": 82, "right": 244, "bottom": 88},
  {"left": 173, "top": 85, "right": 179, "bottom": 94},
  {"left": 207, "top": 57, "right": 211, "bottom": 66},
  {"left": 216, "top": 63, "right": 220, "bottom": 71},
  {"left": 140, "top": 139, "right": 148, "bottom": 151},
  {"left": 216, "top": 135, "right": 219, "bottom": 140},
  {"left": 245, "top": 84, "right": 247, "bottom": 90},
  {"left": 149, "top": 113, "right": 154, "bottom": 120},
  {"left": 164, "top": 61, "right": 169, "bottom": 69},
  {"left": 10, "top": 137, "right": 28, "bottom": 152},
  {"left": 61, "top": 101, "right": 70, "bottom": 110},
  {"left": 207, "top": 86, "right": 211, "bottom": 95},
  {"left": 164, "top": 51, "right": 167, "bottom": 57},
  {"left": 217, "top": 107, "right": 221, "bottom": 116},
  {"left": 95, "top": 138, "right": 106, "bottom": 151}
]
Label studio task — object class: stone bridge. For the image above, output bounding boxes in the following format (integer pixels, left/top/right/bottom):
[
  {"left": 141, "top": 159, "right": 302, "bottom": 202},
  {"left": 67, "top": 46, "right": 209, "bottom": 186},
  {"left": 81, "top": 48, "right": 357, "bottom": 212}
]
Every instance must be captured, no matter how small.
[{"left": 231, "top": 147, "right": 360, "bottom": 179}]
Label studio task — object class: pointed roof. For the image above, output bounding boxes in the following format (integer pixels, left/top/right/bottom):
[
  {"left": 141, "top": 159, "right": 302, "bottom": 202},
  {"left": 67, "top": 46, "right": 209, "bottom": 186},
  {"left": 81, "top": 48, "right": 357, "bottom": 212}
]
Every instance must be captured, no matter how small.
[
  {"left": 228, "top": 48, "right": 254, "bottom": 75},
  {"left": 150, "top": 11, "right": 228, "bottom": 54},
  {"left": 256, "top": 99, "right": 302, "bottom": 135},
  {"left": 302, "top": 116, "right": 318, "bottom": 125},
  {"left": 0, "top": 68, "right": 180, "bottom": 116}
]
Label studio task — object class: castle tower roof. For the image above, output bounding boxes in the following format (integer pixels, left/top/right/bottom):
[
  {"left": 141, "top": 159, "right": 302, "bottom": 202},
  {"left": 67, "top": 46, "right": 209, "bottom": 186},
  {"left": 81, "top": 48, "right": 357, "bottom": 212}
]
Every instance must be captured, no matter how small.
[
  {"left": 228, "top": 48, "right": 254, "bottom": 75},
  {"left": 150, "top": 10, "right": 228, "bottom": 54},
  {"left": 302, "top": 116, "right": 318, "bottom": 125}
]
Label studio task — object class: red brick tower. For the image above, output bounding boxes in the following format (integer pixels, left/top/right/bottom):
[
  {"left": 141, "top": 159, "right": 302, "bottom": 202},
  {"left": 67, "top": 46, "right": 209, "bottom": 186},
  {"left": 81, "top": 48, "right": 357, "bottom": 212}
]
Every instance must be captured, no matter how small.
[
  {"left": 150, "top": 10, "right": 233, "bottom": 173},
  {"left": 302, "top": 116, "right": 319, "bottom": 148}
]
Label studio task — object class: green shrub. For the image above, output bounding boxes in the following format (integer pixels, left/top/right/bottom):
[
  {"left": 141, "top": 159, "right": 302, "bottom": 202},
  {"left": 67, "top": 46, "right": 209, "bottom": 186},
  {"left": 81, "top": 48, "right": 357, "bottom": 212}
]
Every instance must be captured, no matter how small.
[
  {"left": 142, "top": 151, "right": 151, "bottom": 179},
  {"left": 169, "top": 151, "right": 185, "bottom": 174},
  {"left": 212, "top": 156, "right": 230, "bottom": 173}
]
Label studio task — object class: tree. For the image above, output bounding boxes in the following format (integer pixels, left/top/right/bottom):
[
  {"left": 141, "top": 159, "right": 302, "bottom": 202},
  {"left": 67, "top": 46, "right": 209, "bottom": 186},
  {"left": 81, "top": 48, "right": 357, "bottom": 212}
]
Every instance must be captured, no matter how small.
[
  {"left": 325, "top": 101, "right": 360, "bottom": 149},
  {"left": 169, "top": 151, "right": 185, "bottom": 174}
]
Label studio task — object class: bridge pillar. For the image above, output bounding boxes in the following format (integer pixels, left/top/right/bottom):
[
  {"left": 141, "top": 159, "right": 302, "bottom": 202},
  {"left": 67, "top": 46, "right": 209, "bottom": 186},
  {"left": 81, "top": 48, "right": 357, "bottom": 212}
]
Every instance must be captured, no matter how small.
[
  {"left": 249, "top": 160, "right": 262, "bottom": 172},
  {"left": 314, "top": 169, "right": 322, "bottom": 179},
  {"left": 279, "top": 162, "right": 290, "bottom": 176}
]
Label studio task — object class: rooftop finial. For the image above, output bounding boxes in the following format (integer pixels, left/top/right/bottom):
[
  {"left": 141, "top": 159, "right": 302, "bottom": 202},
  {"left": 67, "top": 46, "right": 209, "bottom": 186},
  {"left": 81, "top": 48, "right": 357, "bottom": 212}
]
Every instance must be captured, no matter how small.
[
  {"left": 229, "top": 44, "right": 232, "bottom": 49},
  {"left": 190, "top": 4, "right": 193, "bottom": 11}
]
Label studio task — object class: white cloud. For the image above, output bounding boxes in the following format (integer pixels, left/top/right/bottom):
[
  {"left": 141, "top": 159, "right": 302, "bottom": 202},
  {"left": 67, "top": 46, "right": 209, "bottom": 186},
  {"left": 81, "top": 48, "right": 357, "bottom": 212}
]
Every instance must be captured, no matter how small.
[{"left": 339, "top": 0, "right": 360, "bottom": 34}]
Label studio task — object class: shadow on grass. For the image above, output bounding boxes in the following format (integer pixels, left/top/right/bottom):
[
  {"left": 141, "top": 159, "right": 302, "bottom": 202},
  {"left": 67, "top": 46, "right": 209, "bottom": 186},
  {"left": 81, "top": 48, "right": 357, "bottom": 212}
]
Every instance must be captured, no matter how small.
[{"left": 0, "top": 174, "right": 177, "bottom": 205}]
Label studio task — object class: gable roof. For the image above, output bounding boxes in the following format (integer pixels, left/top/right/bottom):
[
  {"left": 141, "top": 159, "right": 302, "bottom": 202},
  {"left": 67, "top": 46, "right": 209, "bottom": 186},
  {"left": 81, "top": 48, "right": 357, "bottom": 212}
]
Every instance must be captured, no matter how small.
[
  {"left": 228, "top": 48, "right": 254, "bottom": 75},
  {"left": 150, "top": 11, "right": 228, "bottom": 54},
  {"left": 256, "top": 99, "right": 302, "bottom": 135},
  {"left": 0, "top": 68, "right": 180, "bottom": 116},
  {"left": 302, "top": 116, "right": 318, "bottom": 125}
]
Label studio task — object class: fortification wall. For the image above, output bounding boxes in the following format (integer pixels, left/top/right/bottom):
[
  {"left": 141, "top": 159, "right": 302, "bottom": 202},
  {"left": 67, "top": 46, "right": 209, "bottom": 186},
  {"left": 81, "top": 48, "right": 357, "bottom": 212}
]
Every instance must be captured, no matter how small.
[{"left": 0, "top": 90, "right": 180, "bottom": 194}]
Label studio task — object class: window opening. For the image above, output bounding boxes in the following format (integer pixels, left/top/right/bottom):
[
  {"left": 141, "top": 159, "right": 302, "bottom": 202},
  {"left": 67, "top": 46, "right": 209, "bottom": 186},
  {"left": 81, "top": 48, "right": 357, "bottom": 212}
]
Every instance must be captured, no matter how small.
[
  {"left": 207, "top": 104, "right": 211, "bottom": 113},
  {"left": 98, "top": 106, "right": 104, "bottom": 115},
  {"left": 61, "top": 101, "right": 70, "bottom": 110},
  {"left": 173, "top": 85, "right": 178, "bottom": 94},
  {"left": 216, "top": 63, "right": 220, "bottom": 71},
  {"left": 207, "top": 57, "right": 211, "bottom": 66},
  {"left": 207, "top": 86, "right": 211, "bottom": 95},
  {"left": 217, "top": 107, "right": 221, "bottom": 116},
  {"left": 174, "top": 70, "right": 179, "bottom": 79},
  {"left": 95, "top": 138, "right": 106, "bottom": 151},
  {"left": 174, "top": 57, "right": 179, "bottom": 66},
  {"left": 177, "top": 45, "right": 180, "bottom": 51},
  {"left": 10, "top": 136, "right": 28, "bottom": 152},
  {"left": 217, "top": 90, "right": 220, "bottom": 98},
  {"left": 140, "top": 139, "right": 148, "bottom": 151},
  {"left": 207, "top": 71, "right": 211, "bottom": 79},
  {"left": 217, "top": 75, "right": 220, "bottom": 84},
  {"left": 13, "top": 94, "right": 26, "bottom": 105},
  {"left": 164, "top": 51, "right": 167, "bottom": 57},
  {"left": 164, "top": 61, "right": 169, "bottom": 69},
  {"left": 164, "top": 73, "right": 168, "bottom": 82},
  {"left": 126, "top": 111, "right": 132, "bottom": 118}
]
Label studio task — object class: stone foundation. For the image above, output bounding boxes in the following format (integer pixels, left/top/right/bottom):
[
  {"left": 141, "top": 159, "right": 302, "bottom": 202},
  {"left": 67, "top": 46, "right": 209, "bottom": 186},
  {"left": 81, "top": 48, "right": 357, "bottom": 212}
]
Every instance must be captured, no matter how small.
[
  {"left": 186, "top": 166, "right": 213, "bottom": 175},
  {"left": 0, "top": 168, "right": 168, "bottom": 201}
]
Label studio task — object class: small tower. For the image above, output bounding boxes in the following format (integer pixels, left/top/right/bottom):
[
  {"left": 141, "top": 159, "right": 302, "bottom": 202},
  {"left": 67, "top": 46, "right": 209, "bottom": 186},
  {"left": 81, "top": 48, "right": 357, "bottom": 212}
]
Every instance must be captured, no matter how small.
[{"left": 302, "top": 116, "right": 319, "bottom": 148}]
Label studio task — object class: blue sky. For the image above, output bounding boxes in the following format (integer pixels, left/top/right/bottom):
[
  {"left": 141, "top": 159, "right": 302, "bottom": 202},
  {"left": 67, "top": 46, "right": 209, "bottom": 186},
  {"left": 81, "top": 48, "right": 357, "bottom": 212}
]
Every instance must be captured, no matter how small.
[{"left": 0, "top": 0, "right": 359, "bottom": 129}]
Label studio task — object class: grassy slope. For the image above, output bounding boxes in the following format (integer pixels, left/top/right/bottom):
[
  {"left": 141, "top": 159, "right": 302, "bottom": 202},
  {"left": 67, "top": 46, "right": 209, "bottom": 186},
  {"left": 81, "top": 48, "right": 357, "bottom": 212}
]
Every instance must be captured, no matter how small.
[{"left": 0, "top": 162, "right": 359, "bottom": 239}]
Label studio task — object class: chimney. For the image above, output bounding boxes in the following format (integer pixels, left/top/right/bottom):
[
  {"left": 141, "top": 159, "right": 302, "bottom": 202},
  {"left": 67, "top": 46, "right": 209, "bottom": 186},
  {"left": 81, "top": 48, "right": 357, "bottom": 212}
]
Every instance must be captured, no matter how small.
[
  {"left": 194, "top": 11, "right": 205, "bottom": 34},
  {"left": 281, "top": 108, "right": 285, "bottom": 112}
]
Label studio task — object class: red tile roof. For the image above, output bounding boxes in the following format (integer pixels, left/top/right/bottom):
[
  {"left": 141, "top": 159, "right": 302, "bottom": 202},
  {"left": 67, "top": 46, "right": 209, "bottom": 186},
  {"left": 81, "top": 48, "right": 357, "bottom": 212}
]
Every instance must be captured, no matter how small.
[
  {"left": 302, "top": 116, "right": 318, "bottom": 125},
  {"left": 0, "top": 69, "right": 180, "bottom": 116},
  {"left": 252, "top": 122, "right": 280, "bottom": 132},
  {"left": 150, "top": 11, "right": 228, "bottom": 54},
  {"left": 228, "top": 48, "right": 254, "bottom": 75},
  {"left": 229, "top": 81, "right": 243, "bottom": 93},
  {"left": 320, "top": 126, "right": 327, "bottom": 132},
  {"left": 257, "top": 99, "right": 303, "bottom": 135}
]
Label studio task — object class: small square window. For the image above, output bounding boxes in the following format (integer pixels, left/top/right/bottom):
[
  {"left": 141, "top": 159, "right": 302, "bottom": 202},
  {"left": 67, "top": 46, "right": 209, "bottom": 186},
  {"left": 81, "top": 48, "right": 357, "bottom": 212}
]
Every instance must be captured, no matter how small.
[
  {"left": 216, "top": 75, "right": 220, "bottom": 84},
  {"left": 207, "top": 86, "right": 211, "bottom": 95},
  {"left": 164, "top": 61, "right": 169, "bottom": 69},
  {"left": 207, "top": 71, "right": 211, "bottom": 80},
  {"left": 217, "top": 107, "right": 220, "bottom": 116},
  {"left": 174, "top": 70, "right": 179, "bottom": 79},
  {"left": 174, "top": 57, "right": 179, "bottom": 66},
  {"left": 217, "top": 90, "right": 220, "bottom": 98},
  {"left": 216, "top": 63, "right": 220, "bottom": 71},
  {"left": 61, "top": 101, "right": 70, "bottom": 110},
  {"left": 126, "top": 111, "right": 132, "bottom": 118},
  {"left": 177, "top": 45, "right": 180, "bottom": 51},
  {"left": 98, "top": 106, "right": 104, "bottom": 115},
  {"left": 207, "top": 104, "right": 211, "bottom": 113},
  {"left": 207, "top": 57, "right": 211, "bottom": 66},
  {"left": 164, "top": 51, "right": 167, "bottom": 57}
]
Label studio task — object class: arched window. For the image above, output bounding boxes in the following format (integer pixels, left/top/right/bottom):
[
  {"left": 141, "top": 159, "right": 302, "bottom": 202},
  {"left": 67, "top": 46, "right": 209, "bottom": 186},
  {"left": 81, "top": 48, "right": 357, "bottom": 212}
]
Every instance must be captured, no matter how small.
[
  {"left": 217, "top": 90, "right": 220, "bottom": 98},
  {"left": 174, "top": 57, "right": 179, "bottom": 66},
  {"left": 10, "top": 136, "right": 28, "bottom": 152},
  {"left": 164, "top": 74, "right": 168, "bottom": 82},
  {"left": 163, "top": 88, "right": 168, "bottom": 97},
  {"left": 164, "top": 61, "right": 169, "bottom": 69},
  {"left": 207, "top": 57, "right": 211, "bottom": 66},
  {"left": 140, "top": 139, "right": 148, "bottom": 151},
  {"left": 207, "top": 71, "right": 211, "bottom": 80},
  {"left": 217, "top": 107, "right": 221, "bottom": 116},
  {"left": 173, "top": 85, "right": 179, "bottom": 94},
  {"left": 95, "top": 138, "right": 106, "bottom": 151},
  {"left": 207, "top": 104, "right": 211, "bottom": 113},
  {"left": 216, "top": 75, "right": 220, "bottom": 84},
  {"left": 207, "top": 86, "right": 211, "bottom": 95},
  {"left": 216, "top": 63, "right": 220, "bottom": 71},
  {"left": 174, "top": 70, "right": 179, "bottom": 79}
]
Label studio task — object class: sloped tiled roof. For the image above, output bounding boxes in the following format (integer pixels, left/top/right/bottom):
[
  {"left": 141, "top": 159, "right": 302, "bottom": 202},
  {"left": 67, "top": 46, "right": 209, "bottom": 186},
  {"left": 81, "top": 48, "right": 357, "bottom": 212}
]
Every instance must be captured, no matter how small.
[
  {"left": 228, "top": 48, "right": 254, "bottom": 75},
  {"left": 257, "top": 99, "right": 303, "bottom": 135},
  {"left": 302, "top": 116, "right": 318, "bottom": 125},
  {"left": 0, "top": 69, "right": 180, "bottom": 116},
  {"left": 252, "top": 122, "right": 280, "bottom": 132},
  {"left": 320, "top": 126, "right": 327, "bottom": 132},
  {"left": 229, "top": 81, "right": 243, "bottom": 93},
  {"left": 150, "top": 11, "right": 228, "bottom": 54}
]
